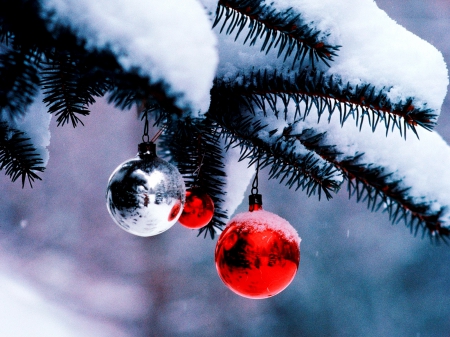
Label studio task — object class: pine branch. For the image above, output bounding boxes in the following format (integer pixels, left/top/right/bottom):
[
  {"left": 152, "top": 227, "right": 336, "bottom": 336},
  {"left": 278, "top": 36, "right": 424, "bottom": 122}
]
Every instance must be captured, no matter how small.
[
  {"left": 107, "top": 73, "right": 181, "bottom": 114},
  {"left": 0, "top": 47, "right": 41, "bottom": 119},
  {"left": 210, "top": 86, "right": 341, "bottom": 200},
  {"left": 342, "top": 159, "right": 449, "bottom": 242},
  {"left": 154, "top": 110, "right": 228, "bottom": 239},
  {"left": 220, "top": 70, "right": 436, "bottom": 138},
  {"left": 213, "top": 73, "right": 447, "bottom": 240},
  {"left": 0, "top": 0, "right": 182, "bottom": 123},
  {"left": 0, "top": 0, "right": 54, "bottom": 51},
  {"left": 214, "top": 0, "right": 340, "bottom": 68},
  {"left": 71, "top": 52, "right": 113, "bottom": 106},
  {"left": 41, "top": 51, "right": 95, "bottom": 127},
  {"left": 341, "top": 157, "right": 449, "bottom": 242},
  {"left": 281, "top": 125, "right": 450, "bottom": 242},
  {"left": 0, "top": 0, "right": 446, "bottom": 245},
  {"left": 0, "top": 121, "right": 44, "bottom": 187},
  {"left": 0, "top": 27, "right": 13, "bottom": 46},
  {"left": 41, "top": 49, "right": 170, "bottom": 127},
  {"left": 224, "top": 125, "right": 339, "bottom": 200}
]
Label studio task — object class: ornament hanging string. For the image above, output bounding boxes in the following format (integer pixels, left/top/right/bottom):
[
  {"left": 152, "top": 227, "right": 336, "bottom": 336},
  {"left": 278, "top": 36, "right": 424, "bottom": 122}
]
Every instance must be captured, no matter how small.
[
  {"left": 193, "top": 153, "right": 205, "bottom": 184},
  {"left": 141, "top": 109, "right": 166, "bottom": 143},
  {"left": 150, "top": 127, "right": 165, "bottom": 143},
  {"left": 141, "top": 109, "right": 150, "bottom": 143},
  {"left": 251, "top": 158, "right": 260, "bottom": 196}
]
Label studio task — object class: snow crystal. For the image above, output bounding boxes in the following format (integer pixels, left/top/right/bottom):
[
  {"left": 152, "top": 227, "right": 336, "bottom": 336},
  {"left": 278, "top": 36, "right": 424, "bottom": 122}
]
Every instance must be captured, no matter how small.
[
  {"left": 40, "top": 0, "right": 219, "bottom": 114},
  {"left": 230, "top": 209, "right": 301, "bottom": 244}
]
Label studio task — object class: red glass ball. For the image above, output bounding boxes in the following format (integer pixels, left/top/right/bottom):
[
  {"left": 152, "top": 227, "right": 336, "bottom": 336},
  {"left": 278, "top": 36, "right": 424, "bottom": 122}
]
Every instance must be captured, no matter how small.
[
  {"left": 178, "top": 187, "right": 215, "bottom": 229},
  {"left": 215, "top": 209, "right": 300, "bottom": 299}
]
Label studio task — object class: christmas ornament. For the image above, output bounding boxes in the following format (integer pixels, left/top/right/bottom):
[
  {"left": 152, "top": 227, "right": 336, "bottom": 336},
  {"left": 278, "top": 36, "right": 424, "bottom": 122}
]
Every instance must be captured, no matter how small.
[
  {"left": 178, "top": 186, "right": 214, "bottom": 229},
  {"left": 215, "top": 165, "right": 300, "bottom": 299},
  {"left": 106, "top": 115, "right": 186, "bottom": 236}
]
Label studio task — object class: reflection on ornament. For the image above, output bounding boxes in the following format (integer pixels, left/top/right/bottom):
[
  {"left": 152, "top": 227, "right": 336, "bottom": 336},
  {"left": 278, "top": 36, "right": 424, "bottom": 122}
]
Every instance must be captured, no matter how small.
[
  {"left": 178, "top": 187, "right": 214, "bottom": 229},
  {"left": 106, "top": 142, "right": 185, "bottom": 236},
  {"left": 215, "top": 194, "right": 301, "bottom": 299}
]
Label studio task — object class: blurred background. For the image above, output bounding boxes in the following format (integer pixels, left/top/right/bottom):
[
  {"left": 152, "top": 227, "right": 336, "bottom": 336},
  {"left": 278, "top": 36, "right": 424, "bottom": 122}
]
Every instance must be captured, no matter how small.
[{"left": 0, "top": 1, "right": 450, "bottom": 336}]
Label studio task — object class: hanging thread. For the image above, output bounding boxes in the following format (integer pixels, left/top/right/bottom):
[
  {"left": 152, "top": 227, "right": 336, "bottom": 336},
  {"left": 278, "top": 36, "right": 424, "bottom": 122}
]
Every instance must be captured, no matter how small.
[
  {"left": 141, "top": 110, "right": 150, "bottom": 143},
  {"left": 193, "top": 154, "right": 205, "bottom": 183},
  {"left": 251, "top": 158, "right": 260, "bottom": 196},
  {"left": 141, "top": 109, "right": 166, "bottom": 143},
  {"left": 151, "top": 127, "right": 165, "bottom": 143}
]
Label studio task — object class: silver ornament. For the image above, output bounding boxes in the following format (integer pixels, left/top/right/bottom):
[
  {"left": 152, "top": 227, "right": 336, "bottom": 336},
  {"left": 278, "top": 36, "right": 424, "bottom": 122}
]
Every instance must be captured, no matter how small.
[{"left": 106, "top": 142, "right": 185, "bottom": 236}]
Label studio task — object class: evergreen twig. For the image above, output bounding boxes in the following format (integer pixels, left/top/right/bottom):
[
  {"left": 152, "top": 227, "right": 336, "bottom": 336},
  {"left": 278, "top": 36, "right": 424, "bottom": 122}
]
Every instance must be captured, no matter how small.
[
  {"left": 0, "top": 121, "right": 44, "bottom": 187},
  {"left": 214, "top": 0, "right": 340, "bottom": 68},
  {"left": 210, "top": 86, "right": 341, "bottom": 200},
  {"left": 0, "top": 47, "right": 41, "bottom": 119},
  {"left": 281, "top": 125, "right": 450, "bottom": 241},
  {"left": 41, "top": 52, "right": 91, "bottom": 127},
  {"left": 218, "top": 70, "right": 437, "bottom": 138}
]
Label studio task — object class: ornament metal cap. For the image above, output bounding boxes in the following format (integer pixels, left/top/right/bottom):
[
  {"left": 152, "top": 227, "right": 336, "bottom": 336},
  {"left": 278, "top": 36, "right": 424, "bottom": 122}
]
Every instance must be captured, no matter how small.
[
  {"left": 249, "top": 193, "right": 263, "bottom": 206},
  {"left": 138, "top": 142, "right": 156, "bottom": 158}
]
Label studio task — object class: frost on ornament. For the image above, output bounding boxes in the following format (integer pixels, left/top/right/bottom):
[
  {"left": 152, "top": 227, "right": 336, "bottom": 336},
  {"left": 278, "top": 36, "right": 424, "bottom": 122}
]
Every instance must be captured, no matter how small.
[
  {"left": 106, "top": 142, "right": 185, "bottom": 237},
  {"left": 215, "top": 194, "right": 301, "bottom": 299}
]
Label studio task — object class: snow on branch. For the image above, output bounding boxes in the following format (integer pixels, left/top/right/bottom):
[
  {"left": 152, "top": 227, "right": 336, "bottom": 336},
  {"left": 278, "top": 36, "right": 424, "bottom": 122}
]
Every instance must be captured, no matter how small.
[
  {"left": 40, "top": 0, "right": 219, "bottom": 113},
  {"left": 218, "top": 70, "right": 437, "bottom": 138},
  {"left": 209, "top": 0, "right": 449, "bottom": 239},
  {"left": 215, "top": 0, "right": 448, "bottom": 121},
  {"left": 0, "top": 0, "right": 448, "bottom": 242},
  {"left": 272, "top": 0, "right": 448, "bottom": 112},
  {"left": 212, "top": 91, "right": 450, "bottom": 238},
  {"left": 299, "top": 104, "right": 450, "bottom": 237},
  {"left": 209, "top": 88, "right": 342, "bottom": 200},
  {"left": 213, "top": 0, "right": 339, "bottom": 68}
]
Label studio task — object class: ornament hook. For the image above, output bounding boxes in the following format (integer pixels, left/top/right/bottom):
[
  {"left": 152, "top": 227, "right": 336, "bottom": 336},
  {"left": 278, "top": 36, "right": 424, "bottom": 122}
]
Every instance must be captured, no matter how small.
[
  {"left": 141, "top": 109, "right": 150, "bottom": 143},
  {"left": 251, "top": 158, "right": 260, "bottom": 195},
  {"left": 150, "top": 127, "right": 166, "bottom": 143},
  {"left": 249, "top": 158, "right": 262, "bottom": 210},
  {"left": 193, "top": 153, "right": 205, "bottom": 183},
  {"left": 140, "top": 109, "right": 166, "bottom": 143}
]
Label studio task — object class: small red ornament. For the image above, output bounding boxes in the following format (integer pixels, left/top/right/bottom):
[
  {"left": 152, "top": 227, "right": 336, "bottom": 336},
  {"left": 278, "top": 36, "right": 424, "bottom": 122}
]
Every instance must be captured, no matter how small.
[
  {"left": 178, "top": 187, "right": 215, "bottom": 229},
  {"left": 215, "top": 194, "right": 301, "bottom": 299}
]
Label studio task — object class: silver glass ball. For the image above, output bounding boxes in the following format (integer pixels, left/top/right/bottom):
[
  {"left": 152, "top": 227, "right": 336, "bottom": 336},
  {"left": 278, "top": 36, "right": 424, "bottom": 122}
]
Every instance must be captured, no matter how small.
[{"left": 106, "top": 149, "right": 185, "bottom": 237}]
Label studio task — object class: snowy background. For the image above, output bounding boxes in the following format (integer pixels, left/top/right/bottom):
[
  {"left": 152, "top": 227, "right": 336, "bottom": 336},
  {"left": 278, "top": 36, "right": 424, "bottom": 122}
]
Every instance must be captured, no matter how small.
[{"left": 0, "top": 1, "right": 450, "bottom": 336}]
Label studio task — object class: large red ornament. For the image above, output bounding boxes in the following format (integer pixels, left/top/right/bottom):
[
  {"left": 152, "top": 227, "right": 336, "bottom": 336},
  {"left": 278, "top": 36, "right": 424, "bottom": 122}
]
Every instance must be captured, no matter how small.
[
  {"left": 215, "top": 194, "right": 301, "bottom": 299},
  {"left": 178, "top": 187, "right": 215, "bottom": 229}
]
